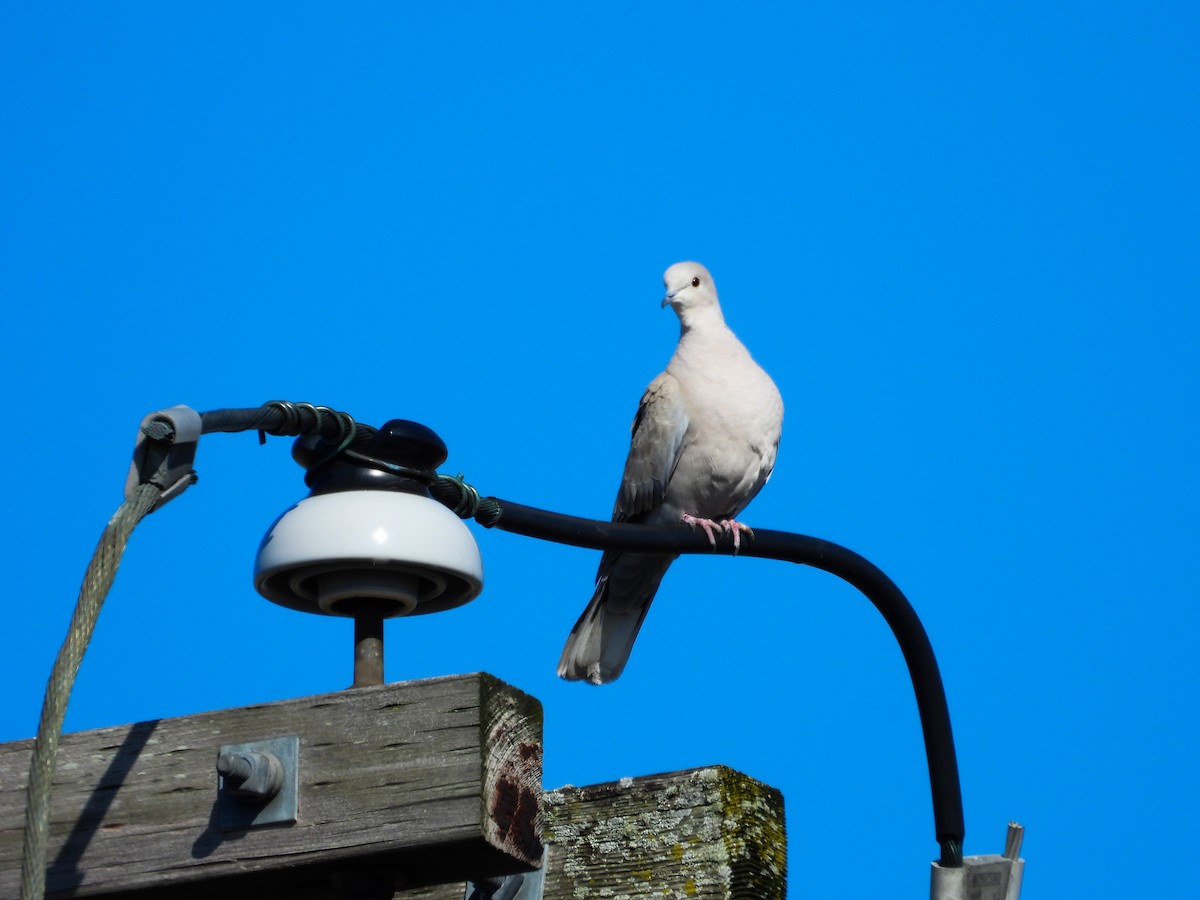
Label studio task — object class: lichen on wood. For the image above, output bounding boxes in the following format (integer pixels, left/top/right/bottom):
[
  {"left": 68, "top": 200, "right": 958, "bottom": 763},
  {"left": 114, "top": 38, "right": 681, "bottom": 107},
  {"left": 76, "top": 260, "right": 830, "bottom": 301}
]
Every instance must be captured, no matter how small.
[{"left": 540, "top": 765, "right": 786, "bottom": 900}]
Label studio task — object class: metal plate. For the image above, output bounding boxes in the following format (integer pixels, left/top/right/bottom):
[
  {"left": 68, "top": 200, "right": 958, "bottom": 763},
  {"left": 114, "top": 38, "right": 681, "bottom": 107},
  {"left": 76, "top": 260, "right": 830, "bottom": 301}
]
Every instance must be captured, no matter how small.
[{"left": 216, "top": 735, "right": 299, "bottom": 830}]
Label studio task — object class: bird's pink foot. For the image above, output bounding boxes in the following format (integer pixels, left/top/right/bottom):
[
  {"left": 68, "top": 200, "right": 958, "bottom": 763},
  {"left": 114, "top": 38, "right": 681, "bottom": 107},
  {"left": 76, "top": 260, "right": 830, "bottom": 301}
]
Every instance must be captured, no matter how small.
[
  {"left": 720, "top": 519, "right": 754, "bottom": 554},
  {"left": 681, "top": 513, "right": 723, "bottom": 547},
  {"left": 681, "top": 515, "right": 755, "bottom": 553}
]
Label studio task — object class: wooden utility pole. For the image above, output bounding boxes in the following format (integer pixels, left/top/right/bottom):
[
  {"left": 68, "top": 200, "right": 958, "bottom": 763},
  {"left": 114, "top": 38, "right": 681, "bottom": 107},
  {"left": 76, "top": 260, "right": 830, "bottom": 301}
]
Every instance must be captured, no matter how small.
[{"left": 0, "top": 675, "right": 786, "bottom": 899}]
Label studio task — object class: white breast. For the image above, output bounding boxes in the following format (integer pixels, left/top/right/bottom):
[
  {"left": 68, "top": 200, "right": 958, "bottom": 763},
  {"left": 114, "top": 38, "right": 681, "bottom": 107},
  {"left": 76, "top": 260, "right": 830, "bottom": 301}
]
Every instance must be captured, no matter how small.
[{"left": 661, "top": 325, "right": 784, "bottom": 520}]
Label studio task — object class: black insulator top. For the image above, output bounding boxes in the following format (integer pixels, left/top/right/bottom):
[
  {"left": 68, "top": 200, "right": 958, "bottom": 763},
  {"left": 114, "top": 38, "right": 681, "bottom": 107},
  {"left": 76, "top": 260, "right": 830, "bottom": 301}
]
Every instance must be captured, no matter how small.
[{"left": 294, "top": 419, "right": 448, "bottom": 496}]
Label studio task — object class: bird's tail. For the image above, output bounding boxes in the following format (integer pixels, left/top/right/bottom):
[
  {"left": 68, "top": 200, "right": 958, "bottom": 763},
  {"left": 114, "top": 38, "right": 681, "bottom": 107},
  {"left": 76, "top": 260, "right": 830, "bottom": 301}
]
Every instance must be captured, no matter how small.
[{"left": 557, "top": 553, "right": 675, "bottom": 685}]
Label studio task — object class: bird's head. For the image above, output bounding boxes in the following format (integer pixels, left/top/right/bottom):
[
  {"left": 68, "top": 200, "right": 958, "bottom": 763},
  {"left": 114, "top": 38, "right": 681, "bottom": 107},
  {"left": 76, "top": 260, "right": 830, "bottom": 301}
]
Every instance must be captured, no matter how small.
[{"left": 662, "top": 262, "right": 722, "bottom": 325}]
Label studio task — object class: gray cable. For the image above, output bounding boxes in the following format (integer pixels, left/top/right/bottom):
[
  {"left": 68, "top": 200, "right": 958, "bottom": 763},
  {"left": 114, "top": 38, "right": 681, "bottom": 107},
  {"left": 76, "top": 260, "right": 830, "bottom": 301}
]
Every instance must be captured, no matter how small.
[{"left": 20, "top": 482, "right": 163, "bottom": 900}]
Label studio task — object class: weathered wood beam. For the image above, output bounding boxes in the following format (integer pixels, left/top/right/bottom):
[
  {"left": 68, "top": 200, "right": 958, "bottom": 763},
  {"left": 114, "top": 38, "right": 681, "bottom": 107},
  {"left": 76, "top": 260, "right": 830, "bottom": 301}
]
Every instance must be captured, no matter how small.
[
  {"left": 542, "top": 766, "right": 786, "bottom": 899},
  {"left": 0, "top": 673, "right": 542, "bottom": 898},
  {"left": 401, "top": 766, "right": 787, "bottom": 900}
]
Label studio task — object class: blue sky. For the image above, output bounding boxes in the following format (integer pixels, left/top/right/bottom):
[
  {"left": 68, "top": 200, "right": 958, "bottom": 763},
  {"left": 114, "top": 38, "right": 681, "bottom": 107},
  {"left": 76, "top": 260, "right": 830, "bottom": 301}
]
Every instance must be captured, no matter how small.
[{"left": 2, "top": 3, "right": 1197, "bottom": 897}]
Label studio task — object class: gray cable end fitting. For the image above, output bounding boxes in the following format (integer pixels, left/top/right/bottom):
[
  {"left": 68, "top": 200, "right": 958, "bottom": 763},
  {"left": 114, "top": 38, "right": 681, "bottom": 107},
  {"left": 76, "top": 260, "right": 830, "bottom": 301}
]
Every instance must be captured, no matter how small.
[
  {"left": 931, "top": 855, "right": 1024, "bottom": 900},
  {"left": 125, "top": 405, "right": 202, "bottom": 511}
]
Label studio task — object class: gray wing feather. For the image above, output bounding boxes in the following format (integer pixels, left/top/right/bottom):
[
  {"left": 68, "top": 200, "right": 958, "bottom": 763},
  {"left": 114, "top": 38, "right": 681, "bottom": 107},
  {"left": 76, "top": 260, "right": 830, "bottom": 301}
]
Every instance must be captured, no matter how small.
[{"left": 614, "top": 372, "right": 689, "bottom": 521}]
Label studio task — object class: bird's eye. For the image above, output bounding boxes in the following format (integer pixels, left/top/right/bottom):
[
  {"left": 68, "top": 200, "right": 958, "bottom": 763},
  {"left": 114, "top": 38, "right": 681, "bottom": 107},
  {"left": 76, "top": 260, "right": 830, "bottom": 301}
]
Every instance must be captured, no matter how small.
[{"left": 691, "top": 276, "right": 701, "bottom": 287}]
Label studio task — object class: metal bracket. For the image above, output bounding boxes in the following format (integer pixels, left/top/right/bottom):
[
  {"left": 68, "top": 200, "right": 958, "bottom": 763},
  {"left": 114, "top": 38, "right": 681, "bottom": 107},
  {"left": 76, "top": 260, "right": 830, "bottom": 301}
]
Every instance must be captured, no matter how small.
[
  {"left": 465, "top": 861, "right": 544, "bottom": 900},
  {"left": 216, "top": 735, "right": 299, "bottom": 830}
]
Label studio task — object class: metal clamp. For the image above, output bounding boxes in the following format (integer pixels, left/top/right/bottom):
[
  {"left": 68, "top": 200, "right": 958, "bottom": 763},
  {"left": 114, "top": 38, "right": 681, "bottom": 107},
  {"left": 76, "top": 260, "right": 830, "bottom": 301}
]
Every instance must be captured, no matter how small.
[{"left": 126, "top": 405, "right": 202, "bottom": 511}]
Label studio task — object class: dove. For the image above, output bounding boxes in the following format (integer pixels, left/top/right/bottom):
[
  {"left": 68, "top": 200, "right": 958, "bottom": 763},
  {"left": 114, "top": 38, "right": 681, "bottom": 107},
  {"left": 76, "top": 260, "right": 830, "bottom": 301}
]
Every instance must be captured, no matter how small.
[{"left": 557, "top": 261, "right": 784, "bottom": 684}]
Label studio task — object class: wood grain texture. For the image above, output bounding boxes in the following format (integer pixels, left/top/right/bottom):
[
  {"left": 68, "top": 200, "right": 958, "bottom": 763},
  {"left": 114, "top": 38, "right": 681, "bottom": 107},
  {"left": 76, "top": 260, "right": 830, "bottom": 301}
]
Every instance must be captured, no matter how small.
[{"left": 0, "top": 673, "right": 542, "bottom": 898}]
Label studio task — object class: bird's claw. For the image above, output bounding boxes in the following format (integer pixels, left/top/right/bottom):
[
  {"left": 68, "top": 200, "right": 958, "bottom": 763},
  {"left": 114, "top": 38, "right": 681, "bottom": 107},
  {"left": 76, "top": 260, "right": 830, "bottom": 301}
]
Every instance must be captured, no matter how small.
[
  {"left": 721, "top": 519, "right": 754, "bottom": 554},
  {"left": 681, "top": 513, "right": 721, "bottom": 547},
  {"left": 681, "top": 514, "right": 754, "bottom": 554}
]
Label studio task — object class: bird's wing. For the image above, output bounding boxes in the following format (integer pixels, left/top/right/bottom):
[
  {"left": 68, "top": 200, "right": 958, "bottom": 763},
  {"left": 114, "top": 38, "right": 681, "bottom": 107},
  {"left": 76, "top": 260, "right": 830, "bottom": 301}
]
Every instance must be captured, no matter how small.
[{"left": 612, "top": 371, "right": 689, "bottom": 522}]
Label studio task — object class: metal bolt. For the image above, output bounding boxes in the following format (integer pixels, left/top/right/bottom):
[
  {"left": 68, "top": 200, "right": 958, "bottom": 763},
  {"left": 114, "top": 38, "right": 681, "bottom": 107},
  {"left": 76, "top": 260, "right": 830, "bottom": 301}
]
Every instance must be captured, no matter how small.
[
  {"left": 216, "top": 750, "right": 284, "bottom": 801},
  {"left": 348, "top": 598, "right": 392, "bottom": 688}
]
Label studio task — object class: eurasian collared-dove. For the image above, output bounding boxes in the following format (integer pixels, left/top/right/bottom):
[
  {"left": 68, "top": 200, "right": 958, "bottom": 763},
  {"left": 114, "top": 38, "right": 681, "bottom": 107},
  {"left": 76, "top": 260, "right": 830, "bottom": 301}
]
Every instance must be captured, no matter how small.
[{"left": 557, "top": 261, "right": 784, "bottom": 685}]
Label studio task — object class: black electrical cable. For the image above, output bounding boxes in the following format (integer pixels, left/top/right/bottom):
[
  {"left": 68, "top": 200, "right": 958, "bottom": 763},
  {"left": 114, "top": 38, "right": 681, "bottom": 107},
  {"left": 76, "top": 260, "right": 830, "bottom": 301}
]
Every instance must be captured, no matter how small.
[
  {"left": 141, "top": 408, "right": 972, "bottom": 866},
  {"left": 199, "top": 402, "right": 377, "bottom": 443},
  {"left": 464, "top": 496, "right": 965, "bottom": 868}
]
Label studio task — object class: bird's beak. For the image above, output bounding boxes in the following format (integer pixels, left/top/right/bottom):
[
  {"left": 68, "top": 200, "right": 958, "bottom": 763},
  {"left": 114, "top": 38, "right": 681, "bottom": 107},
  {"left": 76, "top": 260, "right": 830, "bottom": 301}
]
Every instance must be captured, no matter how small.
[{"left": 661, "top": 291, "right": 676, "bottom": 309}]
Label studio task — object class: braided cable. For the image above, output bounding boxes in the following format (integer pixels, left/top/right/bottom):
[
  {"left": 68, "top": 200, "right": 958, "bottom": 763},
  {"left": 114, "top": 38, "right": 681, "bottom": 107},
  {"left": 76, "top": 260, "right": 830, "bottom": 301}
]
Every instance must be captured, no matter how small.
[{"left": 20, "top": 482, "right": 163, "bottom": 900}]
